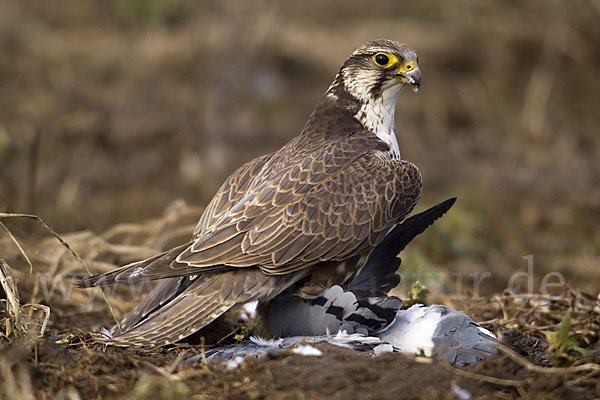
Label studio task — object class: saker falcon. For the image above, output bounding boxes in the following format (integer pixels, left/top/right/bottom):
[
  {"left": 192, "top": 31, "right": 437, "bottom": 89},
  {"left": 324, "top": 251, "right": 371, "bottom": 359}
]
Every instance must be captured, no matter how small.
[{"left": 79, "top": 39, "right": 424, "bottom": 347}]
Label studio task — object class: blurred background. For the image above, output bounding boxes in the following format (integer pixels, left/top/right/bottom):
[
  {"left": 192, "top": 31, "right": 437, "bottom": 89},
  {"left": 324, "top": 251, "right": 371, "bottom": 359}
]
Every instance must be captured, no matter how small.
[{"left": 0, "top": 0, "right": 598, "bottom": 295}]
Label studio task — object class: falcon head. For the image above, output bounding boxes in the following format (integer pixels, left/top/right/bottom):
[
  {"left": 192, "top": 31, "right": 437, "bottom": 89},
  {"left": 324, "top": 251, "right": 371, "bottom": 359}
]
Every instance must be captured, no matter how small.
[
  {"left": 325, "top": 40, "right": 421, "bottom": 155},
  {"left": 334, "top": 39, "right": 421, "bottom": 104}
]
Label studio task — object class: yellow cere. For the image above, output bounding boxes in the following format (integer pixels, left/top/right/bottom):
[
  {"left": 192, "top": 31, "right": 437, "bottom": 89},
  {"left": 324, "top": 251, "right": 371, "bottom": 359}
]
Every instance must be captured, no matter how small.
[
  {"left": 372, "top": 52, "right": 399, "bottom": 69},
  {"left": 398, "top": 61, "right": 417, "bottom": 74}
]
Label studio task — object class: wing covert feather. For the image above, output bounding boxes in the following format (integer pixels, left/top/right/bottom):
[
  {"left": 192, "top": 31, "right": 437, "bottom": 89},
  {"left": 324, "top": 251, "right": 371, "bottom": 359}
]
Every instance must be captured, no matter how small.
[{"left": 178, "top": 135, "right": 422, "bottom": 274}]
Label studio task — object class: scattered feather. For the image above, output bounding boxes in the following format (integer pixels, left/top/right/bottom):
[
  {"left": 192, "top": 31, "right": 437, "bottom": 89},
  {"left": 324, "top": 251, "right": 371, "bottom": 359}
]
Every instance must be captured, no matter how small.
[
  {"left": 225, "top": 356, "right": 244, "bottom": 369},
  {"left": 451, "top": 383, "right": 472, "bottom": 400},
  {"left": 292, "top": 345, "right": 322, "bottom": 356}
]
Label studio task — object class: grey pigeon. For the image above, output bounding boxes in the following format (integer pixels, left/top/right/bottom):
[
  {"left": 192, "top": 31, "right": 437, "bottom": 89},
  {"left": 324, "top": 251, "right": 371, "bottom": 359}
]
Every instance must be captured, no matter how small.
[
  {"left": 377, "top": 304, "right": 497, "bottom": 366},
  {"left": 190, "top": 296, "right": 496, "bottom": 366}
]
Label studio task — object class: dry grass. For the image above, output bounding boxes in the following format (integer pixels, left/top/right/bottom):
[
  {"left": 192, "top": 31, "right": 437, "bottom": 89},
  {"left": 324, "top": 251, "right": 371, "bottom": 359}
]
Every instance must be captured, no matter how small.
[{"left": 0, "top": 260, "right": 49, "bottom": 341}]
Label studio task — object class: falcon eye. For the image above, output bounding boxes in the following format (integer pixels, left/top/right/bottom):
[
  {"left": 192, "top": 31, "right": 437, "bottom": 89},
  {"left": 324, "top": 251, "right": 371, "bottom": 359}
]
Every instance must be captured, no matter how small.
[
  {"left": 372, "top": 52, "right": 398, "bottom": 68},
  {"left": 375, "top": 53, "right": 389, "bottom": 66}
]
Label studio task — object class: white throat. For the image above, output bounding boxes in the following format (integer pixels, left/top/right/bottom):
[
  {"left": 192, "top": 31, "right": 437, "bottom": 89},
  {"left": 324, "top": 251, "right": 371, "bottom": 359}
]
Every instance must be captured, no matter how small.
[{"left": 354, "top": 86, "right": 404, "bottom": 159}]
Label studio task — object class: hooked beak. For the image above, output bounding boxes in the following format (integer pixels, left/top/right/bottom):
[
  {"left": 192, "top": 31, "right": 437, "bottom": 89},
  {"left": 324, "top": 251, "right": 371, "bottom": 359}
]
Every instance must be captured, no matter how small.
[
  {"left": 394, "top": 61, "right": 421, "bottom": 91},
  {"left": 404, "top": 67, "right": 421, "bottom": 90}
]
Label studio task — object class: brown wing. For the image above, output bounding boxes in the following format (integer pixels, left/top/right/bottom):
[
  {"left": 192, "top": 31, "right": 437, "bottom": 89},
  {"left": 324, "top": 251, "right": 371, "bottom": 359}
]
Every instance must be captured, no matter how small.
[
  {"left": 175, "top": 135, "right": 422, "bottom": 274},
  {"left": 80, "top": 133, "right": 421, "bottom": 286}
]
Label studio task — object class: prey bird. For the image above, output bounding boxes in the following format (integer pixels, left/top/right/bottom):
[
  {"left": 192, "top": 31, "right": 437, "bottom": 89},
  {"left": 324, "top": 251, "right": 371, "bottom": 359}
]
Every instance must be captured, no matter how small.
[{"left": 79, "top": 39, "right": 424, "bottom": 347}]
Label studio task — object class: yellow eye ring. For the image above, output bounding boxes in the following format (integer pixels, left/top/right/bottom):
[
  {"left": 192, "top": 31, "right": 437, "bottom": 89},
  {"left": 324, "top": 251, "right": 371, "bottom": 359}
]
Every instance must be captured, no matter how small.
[{"left": 372, "top": 52, "right": 398, "bottom": 68}]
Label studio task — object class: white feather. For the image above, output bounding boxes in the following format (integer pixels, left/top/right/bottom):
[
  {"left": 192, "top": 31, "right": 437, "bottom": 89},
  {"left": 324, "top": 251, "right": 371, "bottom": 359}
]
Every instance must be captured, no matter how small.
[
  {"left": 292, "top": 344, "right": 323, "bottom": 356},
  {"left": 377, "top": 304, "right": 440, "bottom": 356}
]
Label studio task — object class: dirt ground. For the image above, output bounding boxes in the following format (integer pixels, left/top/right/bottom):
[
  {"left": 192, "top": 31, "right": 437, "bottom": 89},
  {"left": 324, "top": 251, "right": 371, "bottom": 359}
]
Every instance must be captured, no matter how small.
[
  {"left": 2, "top": 285, "right": 600, "bottom": 400},
  {"left": 1, "top": 206, "right": 599, "bottom": 399},
  {"left": 2, "top": 287, "right": 599, "bottom": 399},
  {"left": 1, "top": 0, "right": 599, "bottom": 296},
  {"left": 3, "top": 334, "right": 588, "bottom": 400}
]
